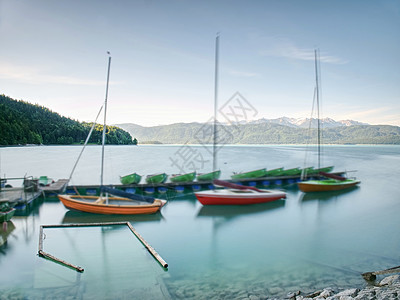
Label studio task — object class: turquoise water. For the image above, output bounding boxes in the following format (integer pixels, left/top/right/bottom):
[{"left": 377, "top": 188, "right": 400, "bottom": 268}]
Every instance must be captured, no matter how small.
[{"left": 0, "top": 145, "right": 399, "bottom": 299}]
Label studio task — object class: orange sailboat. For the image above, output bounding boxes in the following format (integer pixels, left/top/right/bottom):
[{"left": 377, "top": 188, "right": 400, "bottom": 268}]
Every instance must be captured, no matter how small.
[{"left": 58, "top": 53, "right": 166, "bottom": 214}]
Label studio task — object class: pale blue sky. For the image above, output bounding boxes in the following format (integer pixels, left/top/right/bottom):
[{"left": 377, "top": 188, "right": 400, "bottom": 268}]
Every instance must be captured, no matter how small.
[{"left": 1, "top": 0, "right": 399, "bottom": 126}]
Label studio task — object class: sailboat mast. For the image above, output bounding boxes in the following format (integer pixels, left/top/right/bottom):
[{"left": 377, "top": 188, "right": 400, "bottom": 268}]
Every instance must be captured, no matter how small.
[
  {"left": 314, "top": 49, "right": 321, "bottom": 170},
  {"left": 101, "top": 53, "right": 112, "bottom": 187},
  {"left": 213, "top": 34, "right": 219, "bottom": 172}
]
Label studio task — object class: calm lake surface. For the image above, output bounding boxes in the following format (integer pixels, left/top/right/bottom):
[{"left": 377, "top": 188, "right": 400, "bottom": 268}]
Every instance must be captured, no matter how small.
[{"left": 0, "top": 145, "right": 399, "bottom": 299}]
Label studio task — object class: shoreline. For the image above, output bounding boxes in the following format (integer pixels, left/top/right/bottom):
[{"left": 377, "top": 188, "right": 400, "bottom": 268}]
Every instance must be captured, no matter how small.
[{"left": 287, "top": 275, "right": 400, "bottom": 300}]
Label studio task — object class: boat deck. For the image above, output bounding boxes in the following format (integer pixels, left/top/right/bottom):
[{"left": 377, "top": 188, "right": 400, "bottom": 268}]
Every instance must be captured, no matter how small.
[{"left": 70, "top": 196, "right": 151, "bottom": 206}]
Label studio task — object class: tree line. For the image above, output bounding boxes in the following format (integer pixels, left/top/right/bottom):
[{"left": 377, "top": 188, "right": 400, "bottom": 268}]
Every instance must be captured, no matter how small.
[{"left": 0, "top": 94, "right": 137, "bottom": 146}]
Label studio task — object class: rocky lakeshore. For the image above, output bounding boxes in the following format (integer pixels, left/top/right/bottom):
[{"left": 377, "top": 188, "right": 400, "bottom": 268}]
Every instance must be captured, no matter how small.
[
  {"left": 165, "top": 273, "right": 400, "bottom": 300},
  {"left": 288, "top": 275, "right": 400, "bottom": 300}
]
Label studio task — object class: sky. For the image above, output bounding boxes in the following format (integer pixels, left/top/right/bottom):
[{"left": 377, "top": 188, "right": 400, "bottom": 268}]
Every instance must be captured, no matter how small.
[{"left": 0, "top": 0, "right": 399, "bottom": 127}]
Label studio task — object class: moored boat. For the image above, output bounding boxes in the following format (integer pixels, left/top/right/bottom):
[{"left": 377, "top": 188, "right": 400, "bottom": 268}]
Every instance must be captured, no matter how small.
[
  {"left": 146, "top": 173, "right": 168, "bottom": 184},
  {"left": 298, "top": 178, "right": 360, "bottom": 192},
  {"left": 281, "top": 167, "right": 302, "bottom": 176},
  {"left": 57, "top": 54, "right": 167, "bottom": 215},
  {"left": 170, "top": 172, "right": 196, "bottom": 183},
  {"left": 195, "top": 180, "right": 286, "bottom": 205},
  {"left": 231, "top": 168, "right": 267, "bottom": 180},
  {"left": 265, "top": 167, "right": 284, "bottom": 177},
  {"left": 311, "top": 166, "right": 334, "bottom": 174},
  {"left": 120, "top": 173, "right": 142, "bottom": 185},
  {"left": 38, "top": 176, "right": 54, "bottom": 186},
  {"left": 0, "top": 202, "right": 15, "bottom": 222},
  {"left": 58, "top": 194, "right": 166, "bottom": 215},
  {"left": 297, "top": 50, "right": 358, "bottom": 193},
  {"left": 196, "top": 170, "right": 221, "bottom": 181}
]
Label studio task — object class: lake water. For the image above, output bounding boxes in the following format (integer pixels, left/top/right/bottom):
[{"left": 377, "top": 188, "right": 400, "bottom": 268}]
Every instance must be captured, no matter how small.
[{"left": 0, "top": 145, "right": 399, "bottom": 299}]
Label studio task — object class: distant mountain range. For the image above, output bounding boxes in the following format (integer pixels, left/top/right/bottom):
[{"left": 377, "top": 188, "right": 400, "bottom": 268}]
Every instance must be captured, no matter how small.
[
  {"left": 241, "top": 117, "right": 368, "bottom": 128},
  {"left": 115, "top": 117, "right": 400, "bottom": 145}
]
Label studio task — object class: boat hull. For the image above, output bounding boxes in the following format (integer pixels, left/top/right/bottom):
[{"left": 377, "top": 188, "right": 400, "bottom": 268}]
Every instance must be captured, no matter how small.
[
  {"left": 146, "top": 173, "right": 168, "bottom": 184},
  {"left": 231, "top": 168, "right": 267, "bottom": 180},
  {"left": 196, "top": 170, "right": 221, "bottom": 181},
  {"left": 265, "top": 168, "right": 284, "bottom": 177},
  {"left": 170, "top": 172, "right": 196, "bottom": 183},
  {"left": 195, "top": 189, "right": 286, "bottom": 205},
  {"left": 281, "top": 168, "right": 301, "bottom": 176},
  {"left": 298, "top": 179, "right": 360, "bottom": 192},
  {"left": 58, "top": 195, "right": 166, "bottom": 215},
  {"left": 0, "top": 208, "right": 15, "bottom": 222},
  {"left": 120, "top": 173, "right": 142, "bottom": 185}
]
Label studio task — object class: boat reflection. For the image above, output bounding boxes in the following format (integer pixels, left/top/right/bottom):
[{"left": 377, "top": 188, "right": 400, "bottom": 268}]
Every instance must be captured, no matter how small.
[
  {"left": 299, "top": 186, "right": 359, "bottom": 202},
  {"left": 0, "top": 221, "right": 16, "bottom": 249},
  {"left": 62, "top": 210, "right": 164, "bottom": 224},
  {"left": 197, "top": 200, "right": 286, "bottom": 218}
]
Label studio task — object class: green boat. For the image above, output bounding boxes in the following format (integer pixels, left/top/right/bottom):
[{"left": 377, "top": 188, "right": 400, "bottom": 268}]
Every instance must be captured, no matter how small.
[
  {"left": 170, "top": 172, "right": 196, "bottom": 183},
  {"left": 146, "top": 173, "right": 168, "bottom": 184},
  {"left": 301, "top": 167, "right": 315, "bottom": 176},
  {"left": 38, "top": 176, "right": 53, "bottom": 186},
  {"left": 231, "top": 168, "right": 268, "bottom": 180},
  {"left": 120, "top": 173, "right": 142, "bottom": 185},
  {"left": 0, "top": 203, "right": 15, "bottom": 222},
  {"left": 281, "top": 167, "right": 302, "bottom": 176},
  {"left": 265, "top": 167, "right": 284, "bottom": 177},
  {"left": 313, "top": 166, "right": 334, "bottom": 174},
  {"left": 196, "top": 170, "right": 221, "bottom": 181}
]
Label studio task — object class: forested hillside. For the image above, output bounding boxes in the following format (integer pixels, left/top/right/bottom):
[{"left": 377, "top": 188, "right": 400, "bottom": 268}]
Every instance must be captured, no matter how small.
[
  {"left": 0, "top": 94, "right": 135, "bottom": 146},
  {"left": 117, "top": 122, "right": 400, "bottom": 145}
]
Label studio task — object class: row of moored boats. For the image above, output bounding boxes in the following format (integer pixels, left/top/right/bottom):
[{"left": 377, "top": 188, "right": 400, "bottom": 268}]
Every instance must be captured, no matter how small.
[{"left": 120, "top": 166, "right": 335, "bottom": 185}]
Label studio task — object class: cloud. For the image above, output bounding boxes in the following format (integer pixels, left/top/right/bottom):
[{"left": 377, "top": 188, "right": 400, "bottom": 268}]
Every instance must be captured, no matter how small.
[
  {"left": 259, "top": 37, "right": 348, "bottom": 64},
  {"left": 0, "top": 61, "right": 104, "bottom": 86}
]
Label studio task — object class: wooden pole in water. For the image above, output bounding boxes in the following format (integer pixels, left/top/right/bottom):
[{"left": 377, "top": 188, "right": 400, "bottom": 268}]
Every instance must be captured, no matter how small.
[
  {"left": 39, "top": 250, "right": 84, "bottom": 273},
  {"left": 362, "top": 265, "right": 400, "bottom": 281},
  {"left": 39, "top": 222, "right": 168, "bottom": 271},
  {"left": 126, "top": 222, "right": 168, "bottom": 269}
]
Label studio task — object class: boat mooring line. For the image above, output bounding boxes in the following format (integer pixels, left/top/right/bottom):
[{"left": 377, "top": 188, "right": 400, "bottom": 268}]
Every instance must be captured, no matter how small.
[{"left": 38, "top": 222, "right": 168, "bottom": 272}]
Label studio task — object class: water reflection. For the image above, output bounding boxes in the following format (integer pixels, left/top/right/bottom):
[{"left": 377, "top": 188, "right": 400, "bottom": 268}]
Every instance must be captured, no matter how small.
[
  {"left": 0, "top": 221, "right": 16, "bottom": 249},
  {"left": 197, "top": 200, "right": 286, "bottom": 218},
  {"left": 299, "top": 186, "right": 359, "bottom": 202},
  {"left": 62, "top": 210, "right": 164, "bottom": 224}
]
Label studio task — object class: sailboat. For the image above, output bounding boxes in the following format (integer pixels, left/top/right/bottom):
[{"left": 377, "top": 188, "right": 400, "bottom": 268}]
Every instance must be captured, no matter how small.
[
  {"left": 297, "top": 50, "right": 360, "bottom": 193},
  {"left": 196, "top": 33, "right": 221, "bottom": 183},
  {"left": 58, "top": 53, "right": 166, "bottom": 214}
]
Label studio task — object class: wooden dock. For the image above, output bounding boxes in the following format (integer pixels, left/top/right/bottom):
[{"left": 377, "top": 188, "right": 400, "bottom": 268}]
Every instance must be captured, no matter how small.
[
  {"left": 0, "top": 187, "right": 42, "bottom": 208},
  {"left": 65, "top": 171, "right": 347, "bottom": 196},
  {"left": 40, "top": 179, "right": 69, "bottom": 195}
]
